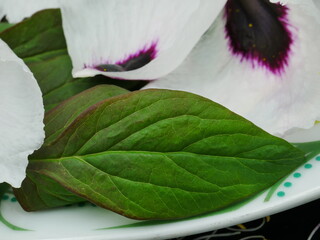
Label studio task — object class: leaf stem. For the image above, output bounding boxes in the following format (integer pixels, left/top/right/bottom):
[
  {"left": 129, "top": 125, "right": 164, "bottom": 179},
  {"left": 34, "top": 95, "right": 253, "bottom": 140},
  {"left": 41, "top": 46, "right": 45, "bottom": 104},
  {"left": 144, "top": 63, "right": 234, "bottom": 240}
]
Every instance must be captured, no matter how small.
[{"left": 0, "top": 183, "right": 30, "bottom": 231}]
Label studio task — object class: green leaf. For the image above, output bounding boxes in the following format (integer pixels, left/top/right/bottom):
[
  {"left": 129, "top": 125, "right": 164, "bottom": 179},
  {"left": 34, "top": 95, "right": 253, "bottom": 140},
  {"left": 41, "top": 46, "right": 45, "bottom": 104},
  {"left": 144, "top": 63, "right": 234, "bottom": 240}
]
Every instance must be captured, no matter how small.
[
  {"left": 0, "top": 23, "right": 14, "bottom": 33},
  {"left": 44, "top": 84, "right": 129, "bottom": 144},
  {"left": 13, "top": 171, "right": 84, "bottom": 210},
  {"left": 15, "top": 84, "right": 129, "bottom": 210},
  {"left": 14, "top": 89, "right": 306, "bottom": 220},
  {"left": 0, "top": 9, "right": 146, "bottom": 111},
  {"left": 293, "top": 140, "right": 320, "bottom": 161},
  {"left": 0, "top": 183, "right": 9, "bottom": 197}
]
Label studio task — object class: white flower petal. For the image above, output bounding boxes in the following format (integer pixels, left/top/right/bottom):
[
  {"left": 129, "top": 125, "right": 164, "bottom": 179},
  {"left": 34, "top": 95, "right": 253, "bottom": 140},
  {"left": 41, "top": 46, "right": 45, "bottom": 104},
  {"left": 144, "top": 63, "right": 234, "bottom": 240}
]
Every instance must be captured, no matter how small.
[
  {"left": 286, "top": 0, "right": 320, "bottom": 24},
  {"left": 0, "top": 8, "right": 3, "bottom": 22},
  {"left": 269, "top": 0, "right": 317, "bottom": 5},
  {"left": 284, "top": 123, "right": 320, "bottom": 143},
  {"left": 145, "top": 3, "right": 320, "bottom": 136},
  {"left": 0, "top": 40, "right": 44, "bottom": 187},
  {"left": 59, "top": 0, "right": 227, "bottom": 80},
  {"left": 315, "top": 0, "right": 320, "bottom": 10},
  {"left": 269, "top": 0, "right": 292, "bottom": 5},
  {"left": 0, "top": 0, "right": 60, "bottom": 23}
]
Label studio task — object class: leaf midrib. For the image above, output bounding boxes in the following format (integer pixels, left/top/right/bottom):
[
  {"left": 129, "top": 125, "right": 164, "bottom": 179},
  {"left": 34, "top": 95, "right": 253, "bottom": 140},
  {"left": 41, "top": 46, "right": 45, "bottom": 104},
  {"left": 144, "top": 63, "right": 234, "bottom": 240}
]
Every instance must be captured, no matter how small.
[
  {"left": 31, "top": 150, "right": 300, "bottom": 166},
  {"left": 73, "top": 116, "right": 254, "bottom": 156}
]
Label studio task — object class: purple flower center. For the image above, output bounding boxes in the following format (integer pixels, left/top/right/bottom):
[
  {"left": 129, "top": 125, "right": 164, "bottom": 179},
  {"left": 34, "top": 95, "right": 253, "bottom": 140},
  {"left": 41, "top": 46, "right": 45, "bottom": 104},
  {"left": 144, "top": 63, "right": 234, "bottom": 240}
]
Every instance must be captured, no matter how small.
[
  {"left": 95, "top": 43, "right": 157, "bottom": 72},
  {"left": 224, "top": 0, "right": 293, "bottom": 75}
]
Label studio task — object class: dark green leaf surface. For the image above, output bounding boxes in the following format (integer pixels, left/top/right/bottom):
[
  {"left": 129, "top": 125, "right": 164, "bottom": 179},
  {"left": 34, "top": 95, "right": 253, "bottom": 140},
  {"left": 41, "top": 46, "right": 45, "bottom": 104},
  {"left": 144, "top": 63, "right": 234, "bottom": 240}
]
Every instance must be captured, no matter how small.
[
  {"left": 14, "top": 172, "right": 84, "bottom": 210},
  {"left": 0, "top": 23, "right": 14, "bottom": 33},
  {"left": 0, "top": 9, "right": 146, "bottom": 111},
  {"left": 14, "top": 89, "right": 306, "bottom": 220}
]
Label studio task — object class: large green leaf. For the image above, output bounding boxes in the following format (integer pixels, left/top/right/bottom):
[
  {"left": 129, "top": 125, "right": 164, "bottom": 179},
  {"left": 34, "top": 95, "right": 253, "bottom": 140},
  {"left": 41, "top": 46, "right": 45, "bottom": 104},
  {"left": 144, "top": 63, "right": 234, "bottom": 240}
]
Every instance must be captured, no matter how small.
[
  {"left": 14, "top": 85, "right": 129, "bottom": 210},
  {"left": 0, "top": 9, "right": 146, "bottom": 111},
  {"left": 14, "top": 88, "right": 306, "bottom": 220},
  {"left": 44, "top": 84, "right": 129, "bottom": 143}
]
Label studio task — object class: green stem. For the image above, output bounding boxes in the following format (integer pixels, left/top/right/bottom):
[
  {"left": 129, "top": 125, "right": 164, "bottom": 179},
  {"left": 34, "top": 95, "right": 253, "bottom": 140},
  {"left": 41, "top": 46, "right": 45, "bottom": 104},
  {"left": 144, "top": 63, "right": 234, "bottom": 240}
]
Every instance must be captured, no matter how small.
[
  {"left": 264, "top": 175, "right": 288, "bottom": 202},
  {"left": 0, "top": 183, "right": 30, "bottom": 231}
]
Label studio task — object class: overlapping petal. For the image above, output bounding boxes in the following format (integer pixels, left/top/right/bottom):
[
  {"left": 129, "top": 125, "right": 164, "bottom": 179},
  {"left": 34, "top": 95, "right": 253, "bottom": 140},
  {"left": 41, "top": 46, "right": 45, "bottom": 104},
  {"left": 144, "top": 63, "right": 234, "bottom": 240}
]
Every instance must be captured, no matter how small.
[
  {"left": 0, "top": 0, "right": 60, "bottom": 23},
  {"left": 270, "top": 0, "right": 320, "bottom": 23},
  {"left": 145, "top": 1, "right": 320, "bottom": 135},
  {"left": 59, "top": 0, "right": 227, "bottom": 80},
  {"left": 0, "top": 40, "right": 44, "bottom": 187}
]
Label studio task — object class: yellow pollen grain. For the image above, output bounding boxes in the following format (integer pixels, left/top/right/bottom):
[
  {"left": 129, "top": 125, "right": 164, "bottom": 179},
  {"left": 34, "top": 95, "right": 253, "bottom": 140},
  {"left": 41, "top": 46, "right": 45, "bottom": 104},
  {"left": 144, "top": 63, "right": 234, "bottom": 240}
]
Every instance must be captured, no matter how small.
[
  {"left": 263, "top": 58, "right": 266, "bottom": 61},
  {"left": 248, "top": 23, "right": 253, "bottom": 28},
  {"left": 103, "top": 68, "right": 107, "bottom": 71},
  {"left": 237, "top": 224, "right": 247, "bottom": 229}
]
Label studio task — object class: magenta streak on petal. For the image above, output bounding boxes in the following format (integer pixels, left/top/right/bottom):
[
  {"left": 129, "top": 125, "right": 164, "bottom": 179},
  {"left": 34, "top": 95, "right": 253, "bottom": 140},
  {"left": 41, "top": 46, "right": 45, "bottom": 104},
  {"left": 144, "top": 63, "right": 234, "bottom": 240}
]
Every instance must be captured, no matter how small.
[
  {"left": 224, "top": 0, "right": 293, "bottom": 76},
  {"left": 116, "top": 42, "right": 158, "bottom": 67},
  {"left": 92, "top": 42, "right": 158, "bottom": 74}
]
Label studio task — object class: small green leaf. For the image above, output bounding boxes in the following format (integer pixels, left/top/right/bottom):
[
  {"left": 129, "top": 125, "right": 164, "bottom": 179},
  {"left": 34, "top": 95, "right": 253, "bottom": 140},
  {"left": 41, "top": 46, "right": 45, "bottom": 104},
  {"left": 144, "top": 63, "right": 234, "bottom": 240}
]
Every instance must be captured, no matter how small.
[
  {"left": 0, "top": 23, "right": 14, "bottom": 33},
  {"left": 0, "top": 9, "right": 146, "bottom": 111},
  {"left": 14, "top": 89, "right": 306, "bottom": 220}
]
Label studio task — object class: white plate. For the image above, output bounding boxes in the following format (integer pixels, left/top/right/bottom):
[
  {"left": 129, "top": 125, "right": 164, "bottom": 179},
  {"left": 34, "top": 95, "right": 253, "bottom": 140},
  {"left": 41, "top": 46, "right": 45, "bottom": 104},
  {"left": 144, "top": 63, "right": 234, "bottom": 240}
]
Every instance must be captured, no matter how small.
[{"left": 1, "top": 125, "right": 320, "bottom": 240}]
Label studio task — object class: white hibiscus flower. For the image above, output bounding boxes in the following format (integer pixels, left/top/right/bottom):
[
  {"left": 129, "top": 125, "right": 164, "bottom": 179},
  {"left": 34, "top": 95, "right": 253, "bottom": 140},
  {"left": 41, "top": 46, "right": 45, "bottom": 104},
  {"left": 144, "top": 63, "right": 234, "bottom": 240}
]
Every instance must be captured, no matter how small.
[
  {"left": 0, "top": 39, "right": 44, "bottom": 187},
  {"left": 1, "top": 0, "right": 319, "bottom": 136},
  {"left": 0, "top": 0, "right": 226, "bottom": 80},
  {"left": 145, "top": 0, "right": 320, "bottom": 135}
]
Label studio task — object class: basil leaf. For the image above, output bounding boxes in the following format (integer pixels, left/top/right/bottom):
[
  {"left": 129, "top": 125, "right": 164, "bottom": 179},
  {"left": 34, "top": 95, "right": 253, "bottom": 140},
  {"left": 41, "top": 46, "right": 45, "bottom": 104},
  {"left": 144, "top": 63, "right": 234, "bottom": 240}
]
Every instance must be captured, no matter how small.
[
  {"left": 0, "top": 9, "right": 146, "bottom": 111},
  {"left": 15, "top": 89, "right": 305, "bottom": 219}
]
